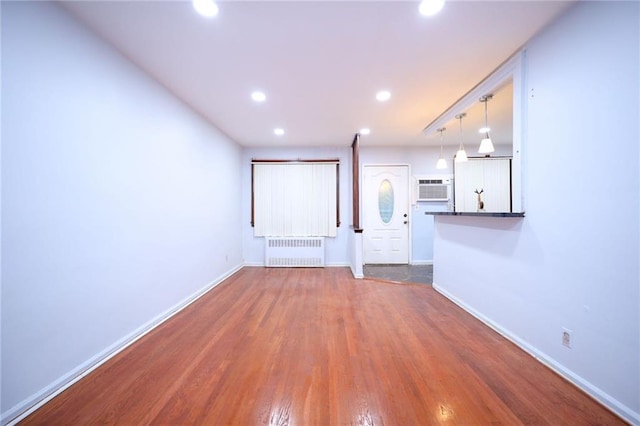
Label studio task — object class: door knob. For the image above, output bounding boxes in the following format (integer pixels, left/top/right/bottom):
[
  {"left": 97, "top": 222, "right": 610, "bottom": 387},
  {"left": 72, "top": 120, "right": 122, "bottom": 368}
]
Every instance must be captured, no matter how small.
[
  {"left": 403, "top": 213, "right": 408, "bottom": 217},
  {"left": 403, "top": 220, "right": 408, "bottom": 224}
]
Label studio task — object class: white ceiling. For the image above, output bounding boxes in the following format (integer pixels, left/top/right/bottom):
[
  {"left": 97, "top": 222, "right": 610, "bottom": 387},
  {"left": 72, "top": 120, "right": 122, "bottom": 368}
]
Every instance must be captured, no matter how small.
[{"left": 62, "top": 0, "right": 574, "bottom": 148}]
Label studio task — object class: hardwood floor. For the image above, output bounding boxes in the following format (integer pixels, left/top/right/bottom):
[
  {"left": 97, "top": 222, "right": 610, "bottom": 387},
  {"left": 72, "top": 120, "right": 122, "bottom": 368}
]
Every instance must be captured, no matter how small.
[{"left": 21, "top": 267, "right": 624, "bottom": 425}]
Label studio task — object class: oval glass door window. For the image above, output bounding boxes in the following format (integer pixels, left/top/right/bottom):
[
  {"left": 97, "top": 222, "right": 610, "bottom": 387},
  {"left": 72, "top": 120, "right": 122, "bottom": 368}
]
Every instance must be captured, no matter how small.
[{"left": 378, "top": 179, "right": 394, "bottom": 224}]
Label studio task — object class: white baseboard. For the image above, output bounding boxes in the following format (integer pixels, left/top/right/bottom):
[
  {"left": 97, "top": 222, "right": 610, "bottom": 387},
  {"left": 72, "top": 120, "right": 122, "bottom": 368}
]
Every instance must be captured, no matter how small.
[
  {"left": 242, "top": 261, "right": 351, "bottom": 268},
  {"left": 2, "top": 263, "right": 244, "bottom": 426},
  {"left": 410, "top": 260, "right": 433, "bottom": 266},
  {"left": 325, "top": 262, "right": 350, "bottom": 267},
  {"left": 350, "top": 265, "right": 364, "bottom": 279},
  {"left": 432, "top": 283, "right": 639, "bottom": 425}
]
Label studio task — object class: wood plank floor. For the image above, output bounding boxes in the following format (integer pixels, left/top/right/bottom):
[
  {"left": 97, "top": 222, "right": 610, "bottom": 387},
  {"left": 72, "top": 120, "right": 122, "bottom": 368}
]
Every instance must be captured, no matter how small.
[{"left": 21, "top": 267, "right": 624, "bottom": 425}]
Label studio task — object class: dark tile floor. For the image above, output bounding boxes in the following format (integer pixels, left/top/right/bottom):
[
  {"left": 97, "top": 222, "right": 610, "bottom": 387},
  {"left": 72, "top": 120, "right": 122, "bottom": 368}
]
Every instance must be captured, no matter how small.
[{"left": 363, "top": 264, "right": 433, "bottom": 285}]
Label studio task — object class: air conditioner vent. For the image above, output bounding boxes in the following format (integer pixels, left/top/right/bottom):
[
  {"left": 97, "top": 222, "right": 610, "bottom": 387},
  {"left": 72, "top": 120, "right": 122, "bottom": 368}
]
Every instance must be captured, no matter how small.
[
  {"left": 415, "top": 175, "right": 451, "bottom": 201},
  {"left": 419, "top": 184, "right": 448, "bottom": 200}
]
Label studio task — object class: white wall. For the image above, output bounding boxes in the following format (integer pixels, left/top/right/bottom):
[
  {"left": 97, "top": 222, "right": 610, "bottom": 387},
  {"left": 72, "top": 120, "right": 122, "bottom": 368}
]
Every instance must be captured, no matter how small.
[
  {"left": 433, "top": 2, "right": 639, "bottom": 422},
  {"left": 1, "top": 2, "right": 243, "bottom": 422},
  {"left": 241, "top": 146, "right": 351, "bottom": 266}
]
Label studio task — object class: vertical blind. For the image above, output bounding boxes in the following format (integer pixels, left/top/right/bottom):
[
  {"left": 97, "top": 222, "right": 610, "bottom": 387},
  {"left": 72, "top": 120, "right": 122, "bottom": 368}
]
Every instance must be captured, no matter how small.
[{"left": 253, "top": 162, "right": 338, "bottom": 237}]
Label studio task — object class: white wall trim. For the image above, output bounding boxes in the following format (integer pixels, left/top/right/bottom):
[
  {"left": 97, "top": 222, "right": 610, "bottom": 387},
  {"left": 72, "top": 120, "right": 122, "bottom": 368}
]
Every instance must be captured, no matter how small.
[
  {"left": 1, "top": 264, "right": 244, "bottom": 426},
  {"left": 432, "top": 283, "right": 639, "bottom": 425},
  {"left": 410, "top": 260, "right": 433, "bottom": 266}
]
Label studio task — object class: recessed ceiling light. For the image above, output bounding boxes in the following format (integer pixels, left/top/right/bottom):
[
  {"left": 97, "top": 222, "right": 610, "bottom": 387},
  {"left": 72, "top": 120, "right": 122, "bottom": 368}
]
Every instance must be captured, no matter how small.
[
  {"left": 274, "top": 128, "right": 285, "bottom": 136},
  {"left": 360, "top": 128, "right": 371, "bottom": 135},
  {"left": 376, "top": 90, "right": 391, "bottom": 102},
  {"left": 193, "top": 0, "right": 219, "bottom": 17},
  {"left": 251, "top": 91, "right": 266, "bottom": 102},
  {"left": 419, "top": 0, "right": 445, "bottom": 17}
]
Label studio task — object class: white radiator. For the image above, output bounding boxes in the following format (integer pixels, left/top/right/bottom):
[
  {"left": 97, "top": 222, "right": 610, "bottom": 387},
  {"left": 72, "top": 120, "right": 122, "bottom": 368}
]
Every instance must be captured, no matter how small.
[{"left": 265, "top": 237, "right": 325, "bottom": 267}]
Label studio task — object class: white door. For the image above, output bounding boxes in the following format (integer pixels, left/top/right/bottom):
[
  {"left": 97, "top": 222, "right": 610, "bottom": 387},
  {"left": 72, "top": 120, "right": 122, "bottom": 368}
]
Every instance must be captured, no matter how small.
[{"left": 363, "top": 165, "right": 410, "bottom": 264}]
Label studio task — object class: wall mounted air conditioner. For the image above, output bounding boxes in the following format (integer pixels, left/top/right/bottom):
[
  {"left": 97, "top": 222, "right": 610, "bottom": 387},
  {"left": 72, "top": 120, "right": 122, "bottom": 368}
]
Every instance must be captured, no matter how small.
[{"left": 415, "top": 175, "right": 451, "bottom": 201}]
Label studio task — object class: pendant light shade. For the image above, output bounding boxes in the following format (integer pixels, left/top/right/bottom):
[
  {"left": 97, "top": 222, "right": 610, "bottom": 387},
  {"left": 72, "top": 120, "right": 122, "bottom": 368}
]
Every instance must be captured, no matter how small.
[
  {"left": 479, "top": 137, "right": 494, "bottom": 154},
  {"left": 436, "top": 127, "right": 447, "bottom": 169},
  {"left": 456, "top": 148, "right": 468, "bottom": 162},
  {"left": 478, "top": 94, "right": 495, "bottom": 154},
  {"left": 455, "top": 113, "right": 468, "bottom": 163}
]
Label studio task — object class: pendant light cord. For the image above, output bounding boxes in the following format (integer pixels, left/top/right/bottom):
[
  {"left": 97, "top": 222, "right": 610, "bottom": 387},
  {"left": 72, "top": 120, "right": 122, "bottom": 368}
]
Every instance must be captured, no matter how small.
[
  {"left": 457, "top": 114, "right": 464, "bottom": 149},
  {"left": 481, "top": 94, "right": 493, "bottom": 138}
]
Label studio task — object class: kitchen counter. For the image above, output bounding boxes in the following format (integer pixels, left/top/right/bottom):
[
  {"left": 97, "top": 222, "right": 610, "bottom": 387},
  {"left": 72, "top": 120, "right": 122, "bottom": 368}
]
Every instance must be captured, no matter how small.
[{"left": 425, "top": 211, "right": 525, "bottom": 218}]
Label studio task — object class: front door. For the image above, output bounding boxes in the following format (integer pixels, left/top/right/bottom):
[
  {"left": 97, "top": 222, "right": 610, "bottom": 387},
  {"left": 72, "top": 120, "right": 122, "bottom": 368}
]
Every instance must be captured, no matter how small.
[{"left": 363, "top": 165, "right": 409, "bottom": 264}]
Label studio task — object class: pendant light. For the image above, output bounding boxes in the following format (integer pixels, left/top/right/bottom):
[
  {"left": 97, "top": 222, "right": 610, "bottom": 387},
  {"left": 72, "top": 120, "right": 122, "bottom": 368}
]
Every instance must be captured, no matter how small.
[
  {"left": 455, "top": 113, "right": 468, "bottom": 163},
  {"left": 478, "top": 94, "right": 495, "bottom": 154},
  {"left": 436, "top": 127, "right": 447, "bottom": 169}
]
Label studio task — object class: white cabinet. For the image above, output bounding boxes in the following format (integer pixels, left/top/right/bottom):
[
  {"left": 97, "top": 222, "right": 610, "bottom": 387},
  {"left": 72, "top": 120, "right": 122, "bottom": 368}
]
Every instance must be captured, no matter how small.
[{"left": 454, "top": 157, "right": 512, "bottom": 213}]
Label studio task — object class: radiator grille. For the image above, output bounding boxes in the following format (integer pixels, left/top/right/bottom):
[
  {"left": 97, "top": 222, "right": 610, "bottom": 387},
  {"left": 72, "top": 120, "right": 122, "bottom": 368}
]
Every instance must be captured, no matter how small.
[
  {"left": 418, "top": 184, "right": 449, "bottom": 200},
  {"left": 265, "top": 237, "right": 325, "bottom": 267}
]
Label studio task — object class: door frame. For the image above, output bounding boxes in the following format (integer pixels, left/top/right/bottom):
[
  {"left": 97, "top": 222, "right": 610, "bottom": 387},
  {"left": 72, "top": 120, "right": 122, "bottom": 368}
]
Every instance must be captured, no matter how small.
[{"left": 361, "top": 163, "right": 412, "bottom": 265}]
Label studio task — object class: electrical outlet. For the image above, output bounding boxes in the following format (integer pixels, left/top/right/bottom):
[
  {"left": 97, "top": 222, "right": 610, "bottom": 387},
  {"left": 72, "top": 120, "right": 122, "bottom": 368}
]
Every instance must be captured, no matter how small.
[{"left": 562, "top": 328, "right": 572, "bottom": 348}]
